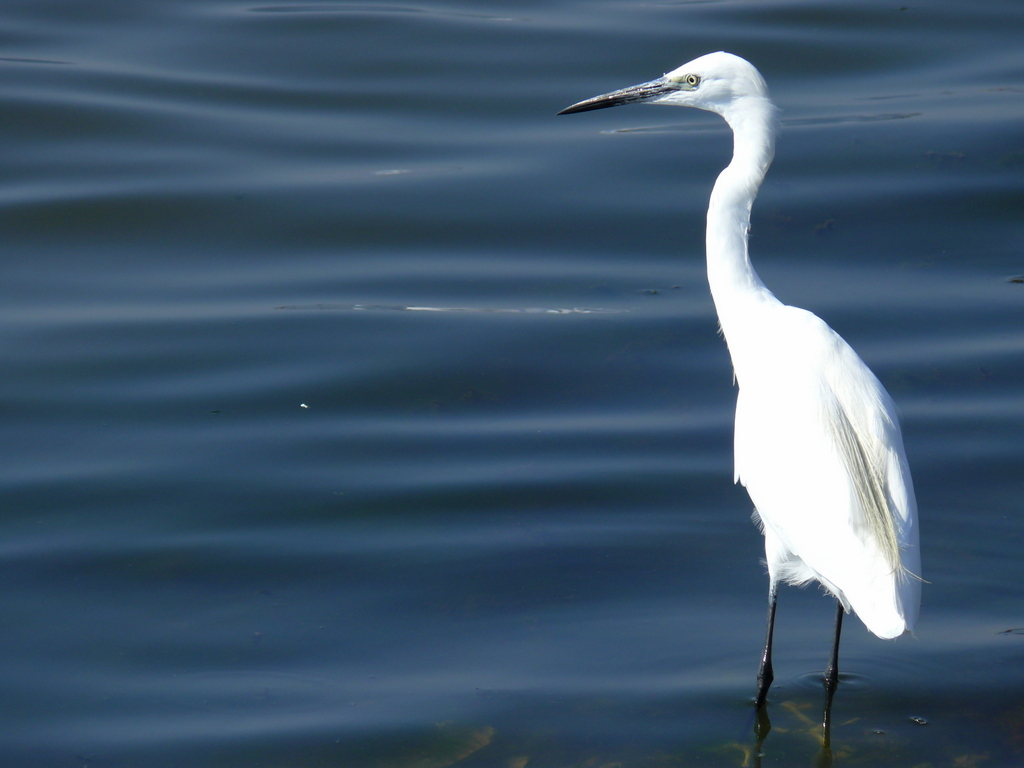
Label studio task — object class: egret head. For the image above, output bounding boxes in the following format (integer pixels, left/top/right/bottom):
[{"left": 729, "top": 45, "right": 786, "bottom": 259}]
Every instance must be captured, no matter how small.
[{"left": 558, "top": 51, "right": 770, "bottom": 121}]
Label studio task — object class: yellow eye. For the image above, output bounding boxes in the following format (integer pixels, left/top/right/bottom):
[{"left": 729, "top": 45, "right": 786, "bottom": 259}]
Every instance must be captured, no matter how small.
[{"left": 685, "top": 74, "right": 700, "bottom": 87}]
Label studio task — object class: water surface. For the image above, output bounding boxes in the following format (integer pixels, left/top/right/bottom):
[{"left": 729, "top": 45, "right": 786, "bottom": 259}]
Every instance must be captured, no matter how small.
[{"left": 2, "top": 0, "right": 1024, "bottom": 765}]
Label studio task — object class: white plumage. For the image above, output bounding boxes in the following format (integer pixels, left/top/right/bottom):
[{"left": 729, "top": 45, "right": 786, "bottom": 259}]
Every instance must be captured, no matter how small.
[{"left": 561, "top": 51, "right": 921, "bottom": 701}]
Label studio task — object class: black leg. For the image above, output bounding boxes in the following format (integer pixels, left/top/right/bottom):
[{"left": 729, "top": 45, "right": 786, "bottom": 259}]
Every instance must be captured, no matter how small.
[
  {"left": 817, "top": 600, "right": 844, "bottom": 768},
  {"left": 824, "top": 599, "right": 843, "bottom": 698},
  {"left": 755, "top": 583, "right": 778, "bottom": 708}
]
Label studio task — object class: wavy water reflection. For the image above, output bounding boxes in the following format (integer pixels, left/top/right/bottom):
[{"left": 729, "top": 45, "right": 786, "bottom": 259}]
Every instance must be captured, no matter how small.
[{"left": 2, "top": 0, "right": 1023, "bottom": 766}]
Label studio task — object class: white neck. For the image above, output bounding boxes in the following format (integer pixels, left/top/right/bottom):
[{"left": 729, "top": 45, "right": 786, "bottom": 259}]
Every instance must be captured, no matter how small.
[{"left": 705, "top": 96, "right": 779, "bottom": 344}]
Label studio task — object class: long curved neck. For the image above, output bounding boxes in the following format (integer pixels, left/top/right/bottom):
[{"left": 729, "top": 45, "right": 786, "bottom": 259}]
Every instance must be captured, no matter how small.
[{"left": 705, "top": 97, "right": 778, "bottom": 338}]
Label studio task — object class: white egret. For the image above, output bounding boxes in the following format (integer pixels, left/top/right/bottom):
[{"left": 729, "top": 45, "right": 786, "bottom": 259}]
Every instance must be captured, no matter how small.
[{"left": 559, "top": 52, "right": 921, "bottom": 707}]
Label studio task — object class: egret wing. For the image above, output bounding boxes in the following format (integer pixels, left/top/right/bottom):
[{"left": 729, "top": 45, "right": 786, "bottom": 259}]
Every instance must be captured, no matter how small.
[{"left": 732, "top": 306, "right": 919, "bottom": 636}]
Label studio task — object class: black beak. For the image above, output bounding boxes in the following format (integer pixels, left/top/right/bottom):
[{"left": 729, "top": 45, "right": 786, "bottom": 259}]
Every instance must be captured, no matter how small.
[{"left": 557, "top": 77, "right": 677, "bottom": 115}]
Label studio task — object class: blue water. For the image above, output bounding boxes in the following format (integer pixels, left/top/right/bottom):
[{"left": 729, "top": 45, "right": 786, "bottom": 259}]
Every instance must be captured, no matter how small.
[{"left": 2, "top": 0, "right": 1024, "bottom": 765}]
